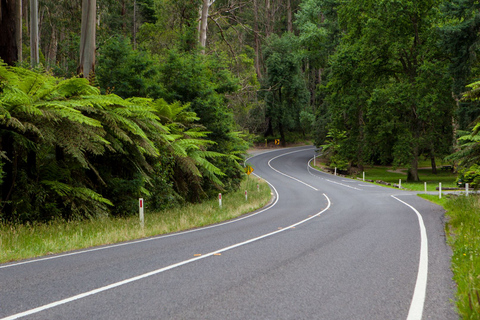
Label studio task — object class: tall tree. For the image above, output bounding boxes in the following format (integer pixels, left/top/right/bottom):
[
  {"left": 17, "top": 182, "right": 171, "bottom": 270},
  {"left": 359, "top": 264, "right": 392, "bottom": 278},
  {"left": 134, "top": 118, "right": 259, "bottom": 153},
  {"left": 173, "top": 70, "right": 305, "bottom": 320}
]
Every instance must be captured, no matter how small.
[
  {"left": 0, "top": 0, "right": 18, "bottom": 65},
  {"left": 78, "top": 0, "right": 96, "bottom": 78},
  {"left": 199, "top": 0, "right": 216, "bottom": 53},
  {"left": 29, "top": 0, "right": 39, "bottom": 67},
  {"left": 324, "top": 0, "right": 455, "bottom": 180},
  {"left": 15, "top": 0, "right": 22, "bottom": 62}
]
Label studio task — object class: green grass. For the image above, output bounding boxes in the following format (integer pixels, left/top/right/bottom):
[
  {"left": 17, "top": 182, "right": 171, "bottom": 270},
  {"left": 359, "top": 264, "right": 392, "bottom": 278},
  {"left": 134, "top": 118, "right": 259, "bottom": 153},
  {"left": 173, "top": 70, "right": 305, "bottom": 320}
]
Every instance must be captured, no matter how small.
[
  {"left": 0, "top": 176, "right": 272, "bottom": 264},
  {"left": 359, "top": 166, "right": 457, "bottom": 191},
  {"left": 420, "top": 193, "right": 480, "bottom": 318},
  {"left": 314, "top": 160, "right": 458, "bottom": 192}
]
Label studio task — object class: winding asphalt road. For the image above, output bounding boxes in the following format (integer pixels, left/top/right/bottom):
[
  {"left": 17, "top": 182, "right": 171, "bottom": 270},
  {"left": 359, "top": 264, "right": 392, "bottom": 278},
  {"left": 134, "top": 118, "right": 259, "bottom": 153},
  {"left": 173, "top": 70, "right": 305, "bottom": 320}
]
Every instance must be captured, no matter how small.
[{"left": 1, "top": 146, "right": 456, "bottom": 319}]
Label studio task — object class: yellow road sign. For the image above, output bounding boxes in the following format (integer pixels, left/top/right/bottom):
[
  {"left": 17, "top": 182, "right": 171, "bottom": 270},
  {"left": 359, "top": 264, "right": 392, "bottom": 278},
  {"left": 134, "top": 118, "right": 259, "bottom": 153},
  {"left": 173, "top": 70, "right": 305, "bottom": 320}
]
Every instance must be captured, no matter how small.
[
  {"left": 245, "top": 165, "right": 254, "bottom": 175},
  {"left": 275, "top": 139, "right": 280, "bottom": 145}
]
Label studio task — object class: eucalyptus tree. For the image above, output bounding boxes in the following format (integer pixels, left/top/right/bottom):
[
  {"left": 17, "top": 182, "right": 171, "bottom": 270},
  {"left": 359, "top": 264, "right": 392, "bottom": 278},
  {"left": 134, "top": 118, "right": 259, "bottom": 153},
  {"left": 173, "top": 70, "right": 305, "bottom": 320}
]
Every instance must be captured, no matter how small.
[
  {"left": 30, "top": 0, "right": 39, "bottom": 67},
  {"left": 79, "top": 0, "right": 96, "bottom": 78}
]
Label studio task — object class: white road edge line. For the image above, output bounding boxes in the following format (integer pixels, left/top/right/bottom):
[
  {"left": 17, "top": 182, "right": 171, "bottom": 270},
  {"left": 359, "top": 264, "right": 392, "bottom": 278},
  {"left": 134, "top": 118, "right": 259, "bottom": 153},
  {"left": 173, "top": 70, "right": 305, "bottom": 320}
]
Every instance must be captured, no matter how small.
[
  {"left": 306, "top": 158, "right": 362, "bottom": 191},
  {"left": 391, "top": 195, "right": 428, "bottom": 320},
  {"left": 2, "top": 151, "right": 291, "bottom": 270},
  {"left": 2, "top": 194, "right": 331, "bottom": 320},
  {"left": 267, "top": 148, "right": 318, "bottom": 191}
]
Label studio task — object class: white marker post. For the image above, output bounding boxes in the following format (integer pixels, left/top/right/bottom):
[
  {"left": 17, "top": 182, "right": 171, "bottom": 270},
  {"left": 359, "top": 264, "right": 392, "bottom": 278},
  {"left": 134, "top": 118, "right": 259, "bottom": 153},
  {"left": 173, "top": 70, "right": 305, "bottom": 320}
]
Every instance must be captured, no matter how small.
[
  {"left": 363, "top": 171, "right": 365, "bottom": 182},
  {"left": 439, "top": 182, "right": 442, "bottom": 199},
  {"left": 245, "top": 190, "right": 248, "bottom": 201},
  {"left": 334, "top": 167, "right": 337, "bottom": 176},
  {"left": 219, "top": 193, "right": 222, "bottom": 208},
  {"left": 314, "top": 154, "right": 316, "bottom": 166},
  {"left": 424, "top": 182, "right": 427, "bottom": 194},
  {"left": 466, "top": 183, "right": 469, "bottom": 197},
  {"left": 399, "top": 179, "right": 402, "bottom": 189},
  {"left": 257, "top": 184, "right": 259, "bottom": 192},
  {"left": 139, "top": 198, "right": 144, "bottom": 228}
]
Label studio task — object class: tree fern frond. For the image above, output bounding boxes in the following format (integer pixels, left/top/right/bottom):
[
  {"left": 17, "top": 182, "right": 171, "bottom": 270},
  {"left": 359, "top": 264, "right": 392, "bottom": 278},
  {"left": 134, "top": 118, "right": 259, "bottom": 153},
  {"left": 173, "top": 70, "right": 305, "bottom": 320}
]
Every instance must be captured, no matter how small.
[
  {"left": 1, "top": 86, "right": 33, "bottom": 108},
  {"left": 74, "top": 188, "right": 114, "bottom": 206},
  {"left": 53, "top": 78, "right": 100, "bottom": 98},
  {"left": 41, "top": 180, "right": 72, "bottom": 197},
  {"left": 36, "top": 101, "right": 103, "bottom": 127}
]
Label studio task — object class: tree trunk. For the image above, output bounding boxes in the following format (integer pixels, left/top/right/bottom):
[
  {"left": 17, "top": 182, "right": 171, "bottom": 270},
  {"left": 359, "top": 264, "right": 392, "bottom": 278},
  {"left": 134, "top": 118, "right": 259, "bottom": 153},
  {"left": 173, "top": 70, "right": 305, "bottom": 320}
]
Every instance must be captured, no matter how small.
[
  {"left": 15, "top": 0, "right": 22, "bottom": 62},
  {"left": 286, "top": 0, "right": 292, "bottom": 33},
  {"left": 1, "top": 133, "right": 15, "bottom": 221},
  {"left": 199, "top": 0, "right": 214, "bottom": 54},
  {"left": 431, "top": 153, "right": 437, "bottom": 174},
  {"left": 23, "top": 0, "right": 28, "bottom": 35},
  {"left": 79, "top": 0, "right": 96, "bottom": 79},
  {"left": 29, "top": 0, "right": 39, "bottom": 67},
  {"left": 265, "top": 0, "right": 272, "bottom": 36},
  {"left": 279, "top": 122, "right": 286, "bottom": 147},
  {"left": 0, "top": 0, "right": 18, "bottom": 66},
  {"left": 253, "top": 0, "right": 262, "bottom": 78},
  {"left": 132, "top": 0, "right": 136, "bottom": 50},
  {"left": 47, "top": 27, "right": 57, "bottom": 68},
  {"left": 407, "top": 145, "right": 420, "bottom": 182}
]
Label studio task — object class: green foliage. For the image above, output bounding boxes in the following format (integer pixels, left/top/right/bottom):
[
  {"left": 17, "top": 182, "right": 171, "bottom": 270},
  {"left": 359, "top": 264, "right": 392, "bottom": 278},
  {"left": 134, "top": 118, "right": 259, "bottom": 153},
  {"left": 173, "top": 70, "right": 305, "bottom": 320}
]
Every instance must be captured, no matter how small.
[
  {"left": 261, "top": 33, "right": 310, "bottom": 144},
  {"left": 96, "top": 36, "right": 162, "bottom": 99},
  {"left": 314, "top": 0, "right": 455, "bottom": 180},
  {"left": 321, "top": 128, "right": 348, "bottom": 170},
  {"left": 442, "top": 195, "right": 480, "bottom": 317},
  {"left": 157, "top": 50, "right": 248, "bottom": 194},
  {"left": 0, "top": 63, "right": 233, "bottom": 223}
]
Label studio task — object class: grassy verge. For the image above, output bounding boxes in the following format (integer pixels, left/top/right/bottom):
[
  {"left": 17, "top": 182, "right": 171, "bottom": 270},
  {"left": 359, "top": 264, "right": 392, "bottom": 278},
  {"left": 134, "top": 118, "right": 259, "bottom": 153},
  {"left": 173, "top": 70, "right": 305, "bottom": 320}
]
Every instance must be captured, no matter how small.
[
  {"left": 0, "top": 176, "right": 272, "bottom": 264},
  {"left": 313, "top": 160, "right": 458, "bottom": 191},
  {"left": 419, "top": 193, "right": 480, "bottom": 317}
]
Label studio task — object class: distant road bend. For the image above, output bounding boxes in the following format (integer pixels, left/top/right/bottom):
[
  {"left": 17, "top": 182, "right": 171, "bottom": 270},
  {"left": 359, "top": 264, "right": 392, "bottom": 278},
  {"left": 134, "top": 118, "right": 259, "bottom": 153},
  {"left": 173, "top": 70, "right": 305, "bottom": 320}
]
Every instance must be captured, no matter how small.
[{"left": 1, "top": 146, "right": 456, "bottom": 319}]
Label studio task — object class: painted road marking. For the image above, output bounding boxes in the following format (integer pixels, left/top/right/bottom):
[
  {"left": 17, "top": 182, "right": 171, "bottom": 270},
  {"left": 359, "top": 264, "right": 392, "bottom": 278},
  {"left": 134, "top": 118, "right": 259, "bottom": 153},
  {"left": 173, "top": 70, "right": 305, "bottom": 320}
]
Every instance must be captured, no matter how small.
[
  {"left": 2, "top": 161, "right": 284, "bottom": 270},
  {"left": 306, "top": 159, "right": 362, "bottom": 191},
  {"left": 267, "top": 148, "right": 319, "bottom": 191},
  {"left": 2, "top": 195, "right": 331, "bottom": 320},
  {"left": 391, "top": 195, "right": 428, "bottom": 320}
]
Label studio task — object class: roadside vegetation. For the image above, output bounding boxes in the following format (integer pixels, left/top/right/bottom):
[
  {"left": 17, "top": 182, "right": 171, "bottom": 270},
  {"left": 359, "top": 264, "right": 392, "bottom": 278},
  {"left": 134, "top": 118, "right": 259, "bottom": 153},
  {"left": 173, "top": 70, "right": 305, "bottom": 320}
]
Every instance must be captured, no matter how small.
[
  {"left": 0, "top": 176, "right": 271, "bottom": 264},
  {"left": 420, "top": 194, "right": 480, "bottom": 318},
  {"left": 313, "top": 159, "right": 458, "bottom": 192}
]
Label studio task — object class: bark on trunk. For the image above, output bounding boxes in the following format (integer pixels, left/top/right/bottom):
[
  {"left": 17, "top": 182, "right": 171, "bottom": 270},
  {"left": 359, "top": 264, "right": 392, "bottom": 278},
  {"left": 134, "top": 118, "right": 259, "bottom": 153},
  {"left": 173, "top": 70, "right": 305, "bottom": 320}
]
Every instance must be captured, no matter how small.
[
  {"left": 199, "top": 0, "right": 214, "bottom": 53},
  {"left": 286, "top": 0, "right": 292, "bottom": 33},
  {"left": 79, "top": 0, "right": 96, "bottom": 79},
  {"left": 15, "top": 0, "right": 22, "bottom": 62},
  {"left": 0, "top": 0, "right": 18, "bottom": 66},
  {"left": 30, "top": 0, "right": 39, "bottom": 67},
  {"left": 1, "top": 133, "right": 15, "bottom": 221},
  {"left": 407, "top": 145, "right": 420, "bottom": 182},
  {"left": 431, "top": 153, "right": 437, "bottom": 174},
  {"left": 253, "top": 0, "right": 262, "bottom": 78},
  {"left": 132, "top": 0, "right": 136, "bottom": 50},
  {"left": 279, "top": 122, "right": 286, "bottom": 147},
  {"left": 48, "top": 28, "right": 57, "bottom": 67}
]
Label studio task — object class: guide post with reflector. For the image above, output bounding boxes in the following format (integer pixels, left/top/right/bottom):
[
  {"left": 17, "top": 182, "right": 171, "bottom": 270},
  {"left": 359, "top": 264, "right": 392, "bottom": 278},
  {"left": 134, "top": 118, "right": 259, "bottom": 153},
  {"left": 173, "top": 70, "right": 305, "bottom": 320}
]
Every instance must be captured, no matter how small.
[
  {"left": 219, "top": 193, "right": 222, "bottom": 208},
  {"left": 139, "top": 198, "right": 144, "bottom": 228}
]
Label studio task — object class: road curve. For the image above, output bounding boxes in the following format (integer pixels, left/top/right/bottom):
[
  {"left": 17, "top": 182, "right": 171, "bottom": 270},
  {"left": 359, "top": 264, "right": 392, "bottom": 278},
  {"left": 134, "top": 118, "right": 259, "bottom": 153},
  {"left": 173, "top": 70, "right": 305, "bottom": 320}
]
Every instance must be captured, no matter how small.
[{"left": 1, "top": 146, "right": 456, "bottom": 319}]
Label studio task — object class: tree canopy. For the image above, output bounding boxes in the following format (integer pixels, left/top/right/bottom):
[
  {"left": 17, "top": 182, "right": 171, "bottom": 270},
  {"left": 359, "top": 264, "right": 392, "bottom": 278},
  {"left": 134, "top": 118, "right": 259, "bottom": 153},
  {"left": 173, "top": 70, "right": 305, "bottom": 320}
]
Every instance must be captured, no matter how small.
[{"left": 2, "top": 0, "right": 480, "bottom": 222}]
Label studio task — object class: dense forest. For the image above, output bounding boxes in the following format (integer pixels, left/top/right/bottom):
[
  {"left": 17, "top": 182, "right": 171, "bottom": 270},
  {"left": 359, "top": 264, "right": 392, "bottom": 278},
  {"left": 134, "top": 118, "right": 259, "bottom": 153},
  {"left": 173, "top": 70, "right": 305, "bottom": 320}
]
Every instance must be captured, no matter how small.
[{"left": 1, "top": 0, "right": 480, "bottom": 223}]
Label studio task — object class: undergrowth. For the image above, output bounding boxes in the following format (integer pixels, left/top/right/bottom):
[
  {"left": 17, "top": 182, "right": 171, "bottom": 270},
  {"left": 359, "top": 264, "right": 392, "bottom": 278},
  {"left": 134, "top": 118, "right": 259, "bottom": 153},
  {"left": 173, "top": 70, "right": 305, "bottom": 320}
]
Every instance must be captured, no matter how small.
[{"left": 0, "top": 176, "right": 271, "bottom": 264}]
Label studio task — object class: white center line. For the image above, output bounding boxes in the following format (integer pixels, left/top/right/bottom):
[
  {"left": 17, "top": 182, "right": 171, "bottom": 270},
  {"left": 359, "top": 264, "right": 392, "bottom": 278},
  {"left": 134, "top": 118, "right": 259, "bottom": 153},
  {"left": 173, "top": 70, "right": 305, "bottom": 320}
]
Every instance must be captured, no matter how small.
[{"left": 1, "top": 194, "right": 331, "bottom": 320}]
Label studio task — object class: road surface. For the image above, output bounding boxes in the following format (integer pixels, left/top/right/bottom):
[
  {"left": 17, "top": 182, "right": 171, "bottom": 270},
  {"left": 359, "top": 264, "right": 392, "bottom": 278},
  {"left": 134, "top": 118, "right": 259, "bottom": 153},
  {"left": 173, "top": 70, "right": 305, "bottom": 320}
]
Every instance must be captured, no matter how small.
[{"left": 1, "top": 146, "right": 456, "bottom": 319}]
